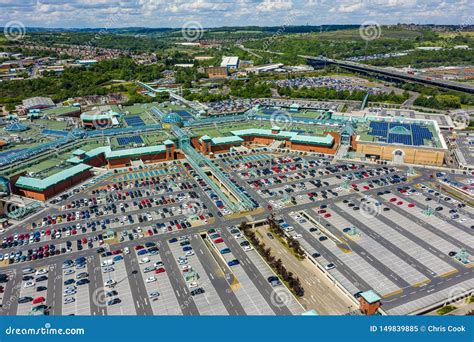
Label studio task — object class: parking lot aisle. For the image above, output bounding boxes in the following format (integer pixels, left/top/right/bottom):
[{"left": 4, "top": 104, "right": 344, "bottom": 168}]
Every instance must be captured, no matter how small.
[
  {"left": 402, "top": 194, "right": 474, "bottom": 242},
  {"left": 16, "top": 273, "right": 39, "bottom": 315},
  {"left": 328, "top": 206, "right": 429, "bottom": 286},
  {"left": 379, "top": 194, "right": 473, "bottom": 254},
  {"left": 159, "top": 242, "right": 199, "bottom": 315},
  {"left": 47, "top": 261, "right": 63, "bottom": 315},
  {"left": 62, "top": 261, "right": 91, "bottom": 315},
  {"left": 189, "top": 235, "right": 246, "bottom": 315},
  {"left": 100, "top": 255, "right": 137, "bottom": 315},
  {"left": 87, "top": 254, "right": 106, "bottom": 316},
  {"left": 168, "top": 239, "right": 229, "bottom": 315},
  {"left": 219, "top": 228, "right": 292, "bottom": 315},
  {"left": 286, "top": 219, "right": 363, "bottom": 297},
  {"left": 203, "top": 230, "right": 275, "bottom": 315},
  {"left": 122, "top": 252, "right": 153, "bottom": 315},
  {"left": 288, "top": 214, "right": 379, "bottom": 295},
  {"left": 0, "top": 270, "right": 20, "bottom": 316},
  {"left": 378, "top": 196, "right": 470, "bottom": 256},
  {"left": 334, "top": 201, "right": 456, "bottom": 277},
  {"left": 135, "top": 249, "right": 182, "bottom": 315},
  {"left": 309, "top": 216, "right": 401, "bottom": 296}
]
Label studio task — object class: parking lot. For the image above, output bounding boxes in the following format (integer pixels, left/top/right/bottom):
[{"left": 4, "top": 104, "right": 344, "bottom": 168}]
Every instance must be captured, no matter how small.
[{"left": 1, "top": 152, "right": 472, "bottom": 316}]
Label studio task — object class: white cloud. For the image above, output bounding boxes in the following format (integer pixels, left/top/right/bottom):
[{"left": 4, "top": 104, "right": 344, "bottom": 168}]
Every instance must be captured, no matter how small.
[{"left": 0, "top": 0, "right": 468, "bottom": 27}]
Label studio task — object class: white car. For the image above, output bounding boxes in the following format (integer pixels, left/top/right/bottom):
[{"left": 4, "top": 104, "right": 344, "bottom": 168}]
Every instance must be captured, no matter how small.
[
  {"left": 64, "top": 269, "right": 75, "bottom": 275},
  {"left": 139, "top": 257, "right": 150, "bottom": 264},
  {"left": 324, "top": 263, "right": 336, "bottom": 271},
  {"left": 292, "top": 234, "right": 303, "bottom": 239},
  {"left": 24, "top": 281, "right": 35, "bottom": 288},
  {"left": 154, "top": 261, "right": 164, "bottom": 268},
  {"left": 243, "top": 245, "right": 253, "bottom": 252},
  {"left": 101, "top": 260, "right": 114, "bottom": 267},
  {"left": 104, "top": 280, "right": 117, "bottom": 288},
  {"left": 185, "top": 250, "right": 195, "bottom": 256},
  {"left": 145, "top": 276, "right": 156, "bottom": 283},
  {"left": 36, "top": 268, "right": 48, "bottom": 275},
  {"left": 188, "top": 281, "right": 198, "bottom": 288},
  {"left": 124, "top": 247, "right": 130, "bottom": 254}
]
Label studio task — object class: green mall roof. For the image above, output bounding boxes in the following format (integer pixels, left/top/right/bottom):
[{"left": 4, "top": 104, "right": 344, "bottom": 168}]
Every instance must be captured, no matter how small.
[
  {"left": 360, "top": 290, "right": 381, "bottom": 304},
  {"left": 16, "top": 163, "right": 92, "bottom": 191},
  {"left": 290, "top": 134, "right": 334, "bottom": 146},
  {"left": 231, "top": 128, "right": 333, "bottom": 146},
  {"left": 106, "top": 145, "right": 167, "bottom": 159},
  {"left": 231, "top": 128, "right": 298, "bottom": 139},
  {"left": 211, "top": 136, "right": 244, "bottom": 145}
]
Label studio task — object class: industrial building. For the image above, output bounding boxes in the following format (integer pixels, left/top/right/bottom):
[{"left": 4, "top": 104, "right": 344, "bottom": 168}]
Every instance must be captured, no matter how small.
[{"left": 220, "top": 56, "right": 239, "bottom": 69}]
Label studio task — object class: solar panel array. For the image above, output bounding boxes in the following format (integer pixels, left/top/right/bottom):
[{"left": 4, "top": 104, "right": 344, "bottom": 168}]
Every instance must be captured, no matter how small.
[
  {"left": 368, "top": 121, "right": 433, "bottom": 146},
  {"left": 42, "top": 129, "right": 69, "bottom": 137},
  {"left": 124, "top": 116, "right": 145, "bottom": 127},
  {"left": 175, "top": 110, "right": 193, "bottom": 120},
  {"left": 117, "top": 135, "right": 144, "bottom": 146}
]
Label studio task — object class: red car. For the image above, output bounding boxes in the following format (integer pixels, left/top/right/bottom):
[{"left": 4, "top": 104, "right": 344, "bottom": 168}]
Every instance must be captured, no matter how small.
[
  {"left": 324, "top": 213, "right": 332, "bottom": 218},
  {"left": 112, "top": 250, "right": 122, "bottom": 255},
  {"left": 134, "top": 245, "right": 144, "bottom": 251},
  {"left": 408, "top": 203, "right": 415, "bottom": 208},
  {"left": 213, "top": 238, "right": 224, "bottom": 244},
  {"left": 389, "top": 198, "right": 397, "bottom": 202},
  {"left": 397, "top": 201, "right": 403, "bottom": 205},
  {"left": 155, "top": 267, "right": 166, "bottom": 274}
]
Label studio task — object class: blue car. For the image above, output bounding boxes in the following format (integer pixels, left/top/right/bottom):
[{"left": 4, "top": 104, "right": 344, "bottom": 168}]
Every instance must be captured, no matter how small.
[
  {"left": 227, "top": 259, "right": 240, "bottom": 266},
  {"left": 169, "top": 238, "right": 178, "bottom": 243},
  {"left": 137, "top": 250, "right": 148, "bottom": 256},
  {"left": 113, "top": 255, "right": 123, "bottom": 262},
  {"left": 220, "top": 248, "right": 231, "bottom": 255},
  {"left": 182, "top": 246, "right": 193, "bottom": 252}
]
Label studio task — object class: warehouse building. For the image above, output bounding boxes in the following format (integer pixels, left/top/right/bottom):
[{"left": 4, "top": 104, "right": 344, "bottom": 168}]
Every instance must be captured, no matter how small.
[{"left": 220, "top": 56, "right": 239, "bottom": 69}]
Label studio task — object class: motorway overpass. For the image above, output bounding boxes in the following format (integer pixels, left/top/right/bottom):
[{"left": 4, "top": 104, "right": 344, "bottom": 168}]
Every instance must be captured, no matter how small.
[{"left": 305, "top": 56, "right": 474, "bottom": 94}]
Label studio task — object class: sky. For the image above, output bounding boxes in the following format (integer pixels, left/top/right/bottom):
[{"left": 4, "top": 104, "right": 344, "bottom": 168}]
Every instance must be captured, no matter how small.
[{"left": 0, "top": 0, "right": 473, "bottom": 28}]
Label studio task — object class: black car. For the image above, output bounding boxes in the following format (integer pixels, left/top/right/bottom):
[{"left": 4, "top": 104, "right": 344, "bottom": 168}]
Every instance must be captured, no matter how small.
[
  {"left": 36, "top": 286, "right": 47, "bottom": 292},
  {"left": 107, "top": 298, "right": 121, "bottom": 306},
  {"left": 77, "top": 279, "right": 90, "bottom": 285},
  {"left": 190, "top": 288, "right": 205, "bottom": 296},
  {"left": 36, "top": 276, "right": 48, "bottom": 282},
  {"left": 18, "top": 296, "right": 33, "bottom": 304},
  {"left": 64, "top": 279, "right": 75, "bottom": 285}
]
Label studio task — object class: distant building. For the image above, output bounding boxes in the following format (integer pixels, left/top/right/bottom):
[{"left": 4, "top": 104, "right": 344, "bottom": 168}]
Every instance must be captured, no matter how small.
[
  {"left": 22, "top": 97, "right": 55, "bottom": 110},
  {"left": 416, "top": 46, "right": 443, "bottom": 51},
  {"left": 220, "top": 56, "right": 239, "bottom": 69},
  {"left": 76, "top": 59, "right": 98, "bottom": 65},
  {"left": 205, "top": 66, "right": 228, "bottom": 79},
  {"left": 80, "top": 107, "right": 120, "bottom": 129}
]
